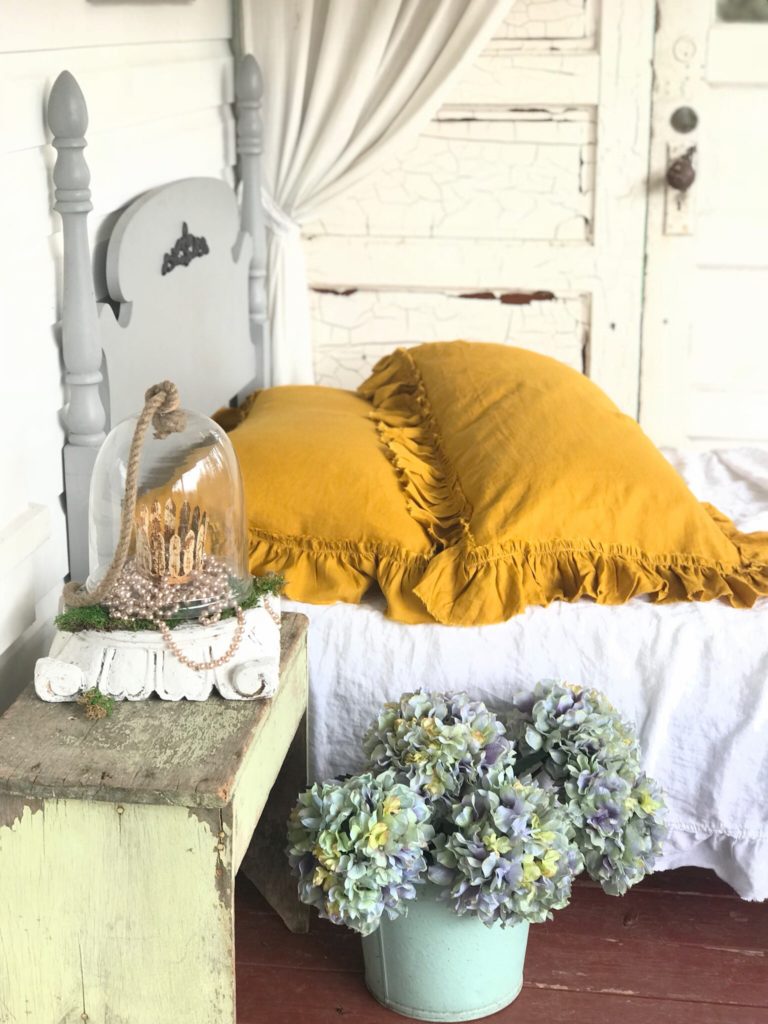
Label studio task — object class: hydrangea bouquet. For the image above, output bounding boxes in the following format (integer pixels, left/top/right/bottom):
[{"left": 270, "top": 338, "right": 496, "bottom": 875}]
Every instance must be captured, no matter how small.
[{"left": 288, "top": 684, "right": 665, "bottom": 936}]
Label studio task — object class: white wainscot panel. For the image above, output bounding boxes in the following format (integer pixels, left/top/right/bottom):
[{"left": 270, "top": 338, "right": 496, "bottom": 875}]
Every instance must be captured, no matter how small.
[
  {"left": 696, "top": 87, "right": 768, "bottom": 269},
  {"left": 0, "top": 584, "right": 59, "bottom": 713},
  {"left": 305, "top": 110, "right": 594, "bottom": 244},
  {"left": 0, "top": 504, "right": 50, "bottom": 658},
  {"left": 311, "top": 289, "right": 587, "bottom": 389},
  {"left": 0, "top": 0, "right": 230, "bottom": 53},
  {"left": 686, "top": 268, "right": 768, "bottom": 445},
  {"left": 6, "top": 106, "right": 234, "bottom": 251},
  {"left": 496, "top": 0, "right": 596, "bottom": 43},
  {"left": 1, "top": 41, "right": 233, "bottom": 156}
]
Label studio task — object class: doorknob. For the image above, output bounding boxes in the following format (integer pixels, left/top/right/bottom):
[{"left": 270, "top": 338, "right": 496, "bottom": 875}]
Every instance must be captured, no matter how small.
[{"left": 666, "top": 147, "right": 696, "bottom": 192}]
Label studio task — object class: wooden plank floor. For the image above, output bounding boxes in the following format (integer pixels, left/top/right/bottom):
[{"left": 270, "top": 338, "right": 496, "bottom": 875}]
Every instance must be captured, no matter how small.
[{"left": 235, "top": 868, "right": 768, "bottom": 1024}]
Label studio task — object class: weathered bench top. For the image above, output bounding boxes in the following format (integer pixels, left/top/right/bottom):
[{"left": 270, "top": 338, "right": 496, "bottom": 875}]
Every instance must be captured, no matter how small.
[{"left": 0, "top": 612, "right": 307, "bottom": 810}]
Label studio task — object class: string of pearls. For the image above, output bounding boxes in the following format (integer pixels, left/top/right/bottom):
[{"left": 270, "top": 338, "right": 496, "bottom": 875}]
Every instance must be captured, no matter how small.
[
  {"left": 104, "top": 555, "right": 247, "bottom": 672},
  {"left": 262, "top": 596, "right": 280, "bottom": 627},
  {"left": 105, "top": 555, "right": 233, "bottom": 625},
  {"left": 159, "top": 607, "right": 245, "bottom": 672}
]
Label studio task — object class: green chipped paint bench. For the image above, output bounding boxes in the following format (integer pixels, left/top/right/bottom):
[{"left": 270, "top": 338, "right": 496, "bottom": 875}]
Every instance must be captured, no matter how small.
[{"left": 0, "top": 612, "right": 309, "bottom": 1024}]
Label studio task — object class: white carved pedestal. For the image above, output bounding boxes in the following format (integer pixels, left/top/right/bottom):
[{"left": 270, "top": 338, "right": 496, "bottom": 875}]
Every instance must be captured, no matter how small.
[{"left": 34, "top": 600, "right": 281, "bottom": 702}]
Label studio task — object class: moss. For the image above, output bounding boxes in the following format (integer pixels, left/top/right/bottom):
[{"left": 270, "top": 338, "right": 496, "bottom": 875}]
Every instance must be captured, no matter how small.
[
  {"left": 56, "top": 573, "right": 285, "bottom": 634},
  {"left": 78, "top": 688, "right": 115, "bottom": 719}
]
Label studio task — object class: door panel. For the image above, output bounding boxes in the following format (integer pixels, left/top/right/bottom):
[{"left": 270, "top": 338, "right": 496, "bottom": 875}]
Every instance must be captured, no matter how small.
[
  {"left": 717, "top": 0, "right": 768, "bottom": 22},
  {"left": 640, "top": 3, "right": 768, "bottom": 447},
  {"left": 305, "top": 110, "right": 595, "bottom": 243},
  {"left": 312, "top": 289, "right": 587, "bottom": 388},
  {"left": 305, "top": 0, "right": 655, "bottom": 416},
  {"left": 498, "top": 0, "right": 597, "bottom": 42}
]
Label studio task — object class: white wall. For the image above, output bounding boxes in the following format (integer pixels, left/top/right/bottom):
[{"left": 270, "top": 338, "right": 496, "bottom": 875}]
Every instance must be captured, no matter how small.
[{"left": 0, "top": 0, "right": 236, "bottom": 710}]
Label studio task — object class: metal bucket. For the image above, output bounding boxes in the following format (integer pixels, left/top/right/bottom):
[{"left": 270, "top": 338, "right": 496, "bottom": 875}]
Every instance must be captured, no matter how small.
[{"left": 362, "top": 885, "right": 529, "bottom": 1022}]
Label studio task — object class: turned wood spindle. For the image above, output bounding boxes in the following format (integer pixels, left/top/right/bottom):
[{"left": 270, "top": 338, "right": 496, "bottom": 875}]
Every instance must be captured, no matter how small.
[
  {"left": 236, "top": 55, "right": 270, "bottom": 387},
  {"left": 48, "top": 70, "right": 107, "bottom": 581}
]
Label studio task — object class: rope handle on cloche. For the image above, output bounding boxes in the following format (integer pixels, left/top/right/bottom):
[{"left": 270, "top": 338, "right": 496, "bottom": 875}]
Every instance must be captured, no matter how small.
[{"left": 62, "top": 382, "right": 187, "bottom": 609}]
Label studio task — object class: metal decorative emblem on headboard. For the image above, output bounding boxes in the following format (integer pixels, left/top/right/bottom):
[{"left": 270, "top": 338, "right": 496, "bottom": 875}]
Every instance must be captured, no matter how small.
[{"left": 161, "top": 222, "right": 210, "bottom": 276}]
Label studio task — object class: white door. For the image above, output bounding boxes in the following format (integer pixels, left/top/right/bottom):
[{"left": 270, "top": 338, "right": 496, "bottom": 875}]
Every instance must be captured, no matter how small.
[
  {"left": 304, "top": 0, "right": 655, "bottom": 418},
  {"left": 641, "top": 0, "right": 768, "bottom": 448}
]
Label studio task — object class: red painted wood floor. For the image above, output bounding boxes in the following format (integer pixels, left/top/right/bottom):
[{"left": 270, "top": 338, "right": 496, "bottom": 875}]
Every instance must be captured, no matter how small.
[{"left": 235, "top": 868, "right": 768, "bottom": 1024}]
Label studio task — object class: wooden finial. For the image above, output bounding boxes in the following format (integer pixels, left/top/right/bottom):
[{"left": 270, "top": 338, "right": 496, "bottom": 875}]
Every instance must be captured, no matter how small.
[
  {"left": 48, "top": 71, "right": 89, "bottom": 140},
  {"left": 48, "top": 69, "right": 106, "bottom": 581},
  {"left": 235, "top": 53, "right": 263, "bottom": 110},
  {"left": 49, "top": 71, "right": 93, "bottom": 217},
  {"left": 235, "top": 55, "right": 270, "bottom": 387}
]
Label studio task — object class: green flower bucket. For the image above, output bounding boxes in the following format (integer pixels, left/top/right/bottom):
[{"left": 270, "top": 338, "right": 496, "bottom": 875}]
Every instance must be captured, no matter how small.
[{"left": 361, "top": 885, "right": 529, "bottom": 1022}]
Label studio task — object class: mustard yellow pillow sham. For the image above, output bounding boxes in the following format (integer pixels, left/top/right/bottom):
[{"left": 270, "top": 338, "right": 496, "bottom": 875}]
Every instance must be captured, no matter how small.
[
  {"left": 359, "top": 341, "right": 768, "bottom": 626},
  {"left": 224, "top": 386, "right": 434, "bottom": 622}
]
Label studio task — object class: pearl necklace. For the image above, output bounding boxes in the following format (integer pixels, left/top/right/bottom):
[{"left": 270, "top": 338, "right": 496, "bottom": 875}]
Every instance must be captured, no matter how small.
[
  {"left": 104, "top": 555, "right": 250, "bottom": 672},
  {"left": 105, "top": 554, "right": 233, "bottom": 625},
  {"left": 158, "top": 607, "right": 246, "bottom": 671}
]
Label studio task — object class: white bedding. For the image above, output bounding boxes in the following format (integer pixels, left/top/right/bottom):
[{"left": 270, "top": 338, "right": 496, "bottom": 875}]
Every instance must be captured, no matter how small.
[{"left": 285, "top": 447, "right": 768, "bottom": 900}]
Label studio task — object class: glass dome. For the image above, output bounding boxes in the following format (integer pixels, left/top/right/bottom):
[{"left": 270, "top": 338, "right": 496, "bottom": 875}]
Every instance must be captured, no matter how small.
[{"left": 87, "top": 408, "right": 251, "bottom": 621}]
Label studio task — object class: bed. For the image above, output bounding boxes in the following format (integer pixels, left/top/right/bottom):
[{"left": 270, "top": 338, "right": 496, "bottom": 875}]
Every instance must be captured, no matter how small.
[
  {"left": 48, "top": 60, "right": 768, "bottom": 901},
  {"left": 287, "top": 444, "right": 768, "bottom": 901}
]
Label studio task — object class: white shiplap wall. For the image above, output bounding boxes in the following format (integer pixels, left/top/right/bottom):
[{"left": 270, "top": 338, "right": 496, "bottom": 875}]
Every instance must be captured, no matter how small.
[{"left": 0, "top": 0, "right": 235, "bottom": 709}]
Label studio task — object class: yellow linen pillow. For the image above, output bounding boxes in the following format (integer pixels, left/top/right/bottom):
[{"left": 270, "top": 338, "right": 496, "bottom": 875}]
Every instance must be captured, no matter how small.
[
  {"left": 359, "top": 341, "right": 768, "bottom": 626},
  {"left": 223, "top": 386, "right": 434, "bottom": 622}
]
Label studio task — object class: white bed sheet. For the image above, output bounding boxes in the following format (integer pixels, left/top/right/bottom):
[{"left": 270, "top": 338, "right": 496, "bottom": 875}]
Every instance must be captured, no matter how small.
[{"left": 285, "top": 447, "right": 768, "bottom": 900}]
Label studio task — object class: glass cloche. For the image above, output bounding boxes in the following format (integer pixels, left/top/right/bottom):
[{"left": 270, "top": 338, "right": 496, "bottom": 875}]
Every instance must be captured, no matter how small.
[{"left": 86, "top": 398, "right": 251, "bottom": 623}]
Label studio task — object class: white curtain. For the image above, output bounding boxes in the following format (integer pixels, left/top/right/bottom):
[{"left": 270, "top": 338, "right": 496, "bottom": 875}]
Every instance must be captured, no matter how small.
[{"left": 239, "top": 0, "right": 508, "bottom": 384}]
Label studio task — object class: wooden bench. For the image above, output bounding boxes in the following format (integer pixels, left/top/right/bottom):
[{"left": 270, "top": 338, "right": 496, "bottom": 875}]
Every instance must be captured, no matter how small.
[{"left": 0, "top": 612, "right": 309, "bottom": 1023}]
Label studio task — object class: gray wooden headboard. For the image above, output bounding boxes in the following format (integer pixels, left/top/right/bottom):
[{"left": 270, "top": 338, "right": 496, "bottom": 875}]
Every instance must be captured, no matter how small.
[{"left": 47, "top": 56, "right": 268, "bottom": 582}]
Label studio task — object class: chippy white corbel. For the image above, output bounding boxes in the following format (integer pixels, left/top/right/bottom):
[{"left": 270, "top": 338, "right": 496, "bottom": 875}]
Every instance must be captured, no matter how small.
[{"left": 34, "top": 599, "right": 280, "bottom": 702}]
